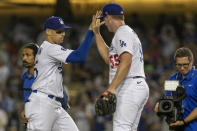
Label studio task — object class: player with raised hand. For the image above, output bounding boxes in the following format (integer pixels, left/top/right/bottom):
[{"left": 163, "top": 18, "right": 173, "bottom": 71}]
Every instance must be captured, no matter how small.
[
  {"left": 93, "top": 3, "right": 149, "bottom": 131},
  {"left": 24, "top": 14, "right": 98, "bottom": 131}
]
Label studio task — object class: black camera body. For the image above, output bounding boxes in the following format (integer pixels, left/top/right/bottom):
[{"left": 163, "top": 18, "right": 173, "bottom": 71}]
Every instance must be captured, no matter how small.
[
  {"left": 158, "top": 85, "right": 186, "bottom": 130},
  {"left": 158, "top": 96, "right": 183, "bottom": 124}
]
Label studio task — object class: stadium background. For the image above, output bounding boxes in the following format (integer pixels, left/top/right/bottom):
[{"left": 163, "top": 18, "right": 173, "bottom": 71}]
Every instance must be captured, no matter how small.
[{"left": 0, "top": 0, "right": 197, "bottom": 131}]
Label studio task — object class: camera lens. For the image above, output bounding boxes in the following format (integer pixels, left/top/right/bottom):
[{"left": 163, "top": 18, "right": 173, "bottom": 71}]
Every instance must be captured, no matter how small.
[
  {"left": 162, "top": 102, "right": 172, "bottom": 110},
  {"left": 159, "top": 100, "right": 174, "bottom": 113}
]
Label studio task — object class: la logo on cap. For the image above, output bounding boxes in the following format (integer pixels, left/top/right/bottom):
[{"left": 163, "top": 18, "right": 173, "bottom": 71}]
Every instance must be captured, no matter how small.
[{"left": 59, "top": 19, "right": 64, "bottom": 25}]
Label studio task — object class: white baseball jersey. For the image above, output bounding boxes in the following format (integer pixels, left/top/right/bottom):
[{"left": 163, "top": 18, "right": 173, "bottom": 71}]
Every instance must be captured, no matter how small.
[
  {"left": 109, "top": 25, "right": 145, "bottom": 83},
  {"left": 32, "top": 40, "right": 73, "bottom": 98}
]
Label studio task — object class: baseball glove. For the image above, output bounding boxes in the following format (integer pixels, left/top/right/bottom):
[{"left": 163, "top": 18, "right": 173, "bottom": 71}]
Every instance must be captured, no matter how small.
[{"left": 95, "top": 91, "right": 117, "bottom": 116}]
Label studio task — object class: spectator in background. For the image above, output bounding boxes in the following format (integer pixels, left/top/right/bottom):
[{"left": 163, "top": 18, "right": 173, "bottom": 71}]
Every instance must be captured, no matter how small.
[
  {"left": 0, "top": 102, "right": 8, "bottom": 131},
  {"left": 0, "top": 58, "right": 9, "bottom": 88},
  {"left": 160, "top": 24, "right": 179, "bottom": 58}
]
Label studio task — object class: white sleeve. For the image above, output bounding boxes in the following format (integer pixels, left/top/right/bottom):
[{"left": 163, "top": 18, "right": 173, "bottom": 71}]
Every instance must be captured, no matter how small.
[
  {"left": 114, "top": 30, "right": 135, "bottom": 56},
  {"left": 47, "top": 44, "right": 73, "bottom": 64}
]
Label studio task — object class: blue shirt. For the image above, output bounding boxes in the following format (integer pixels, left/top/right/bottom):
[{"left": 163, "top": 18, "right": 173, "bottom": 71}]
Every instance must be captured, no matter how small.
[
  {"left": 167, "top": 67, "right": 197, "bottom": 131},
  {"left": 21, "top": 71, "right": 68, "bottom": 109},
  {"left": 21, "top": 71, "right": 34, "bottom": 103}
]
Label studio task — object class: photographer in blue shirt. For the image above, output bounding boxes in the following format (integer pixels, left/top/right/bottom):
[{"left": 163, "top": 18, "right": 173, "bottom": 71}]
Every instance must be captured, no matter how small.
[
  {"left": 155, "top": 47, "right": 197, "bottom": 131},
  {"left": 19, "top": 43, "right": 68, "bottom": 126}
]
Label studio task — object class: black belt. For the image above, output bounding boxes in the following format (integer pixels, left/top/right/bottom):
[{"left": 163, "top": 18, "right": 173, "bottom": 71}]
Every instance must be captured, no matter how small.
[
  {"left": 32, "top": 90, "right": 62, "bottom": 103},
  {"left": 132, "top": 76, "right": 145, "bottom": 79}
]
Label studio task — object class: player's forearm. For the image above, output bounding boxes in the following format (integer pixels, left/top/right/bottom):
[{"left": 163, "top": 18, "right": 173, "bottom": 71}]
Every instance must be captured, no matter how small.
[
  {"left": 109, "top": 53, "right": 132, "bottom": 91},
  {"left": 109, "top": 59, "right": 131, "bottom": 91},
  {"left": 184, "top": 107, "right": 197, "bottom": 124},
  {"left": 95, "top": 33, "right": 109, "bottom": 64}
]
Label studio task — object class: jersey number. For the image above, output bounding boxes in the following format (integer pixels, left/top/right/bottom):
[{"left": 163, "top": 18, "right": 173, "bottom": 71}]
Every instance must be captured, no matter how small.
[{"left": 109, "top": 54, "right": 120, "bottom": 69}]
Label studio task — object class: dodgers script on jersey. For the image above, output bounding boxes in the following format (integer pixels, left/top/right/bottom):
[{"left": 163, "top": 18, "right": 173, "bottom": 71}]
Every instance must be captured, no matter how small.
[
  {"left": 32, "top": 41, "right": 73, "bottom": 98},
  {"left": 109, "top": 25, "right": 145, "bottom": 83}
]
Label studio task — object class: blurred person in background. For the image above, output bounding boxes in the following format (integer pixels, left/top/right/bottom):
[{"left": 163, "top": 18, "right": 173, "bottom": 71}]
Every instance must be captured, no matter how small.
[
  {"left": 0, "top": 102, "right": 8, "bottom": 131},
  {"left": 0, "top": 58, "right": 9, "bottom": 88},
  {"left": 160, "top": 24, "right": 179, "bottom": 59}
]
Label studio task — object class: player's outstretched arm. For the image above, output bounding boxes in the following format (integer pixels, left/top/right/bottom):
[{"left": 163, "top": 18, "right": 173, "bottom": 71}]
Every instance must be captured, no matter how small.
[{"left": 92, "top": 11, "right": 109, "bottom": 64}]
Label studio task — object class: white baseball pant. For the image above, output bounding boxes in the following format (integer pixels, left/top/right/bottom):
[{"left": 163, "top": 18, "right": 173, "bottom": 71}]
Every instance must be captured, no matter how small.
[
  {"left": 25, "top": 91, "right": 79, "bottom": 131},
  {"left": 113, "top": 77, "right": 149, "bottom": 131}
]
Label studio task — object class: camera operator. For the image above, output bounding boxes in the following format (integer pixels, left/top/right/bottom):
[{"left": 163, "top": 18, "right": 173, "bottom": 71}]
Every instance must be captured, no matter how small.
[{"left": 155, "top": 47, "right": 197, "bottom": 131}]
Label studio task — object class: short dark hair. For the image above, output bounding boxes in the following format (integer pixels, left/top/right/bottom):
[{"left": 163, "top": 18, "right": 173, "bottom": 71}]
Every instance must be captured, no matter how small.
[
  {"left": 174, "top": 47, "right": 193, "bottom": 62},
  {"left": 23, "top": 43, "right": 39, "bottom": 57},
  {"left": 111, "top": 15, "right": 124, "bottom": 20}
]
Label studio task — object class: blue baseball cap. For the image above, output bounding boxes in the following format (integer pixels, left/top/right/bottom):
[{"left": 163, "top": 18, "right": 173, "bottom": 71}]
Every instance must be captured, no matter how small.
[
  {"left": 44, "top": 16, "right": 71, "bottom": 30},
  {"left": 98, "top": 3, "right": 124, "bottom": 19}
]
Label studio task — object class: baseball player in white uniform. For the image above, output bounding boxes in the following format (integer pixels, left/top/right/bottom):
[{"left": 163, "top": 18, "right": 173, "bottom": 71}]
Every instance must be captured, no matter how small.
[
  {"left": 92, "top": 3, "right": 149, "bottom": 131},
  {"left": 25, "top": 15, "right": 98, "bottom": 131}
]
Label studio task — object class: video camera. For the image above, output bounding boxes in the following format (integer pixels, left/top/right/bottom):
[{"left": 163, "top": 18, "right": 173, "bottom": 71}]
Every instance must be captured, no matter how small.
[{"left": 157, "top": 80, "right": 186, "bottom": 130}]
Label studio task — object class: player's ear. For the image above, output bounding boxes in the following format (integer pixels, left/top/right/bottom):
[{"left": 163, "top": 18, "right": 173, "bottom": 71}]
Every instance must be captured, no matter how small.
[{"left": 45, "top": 29, "right": 52, "bottom": 35}]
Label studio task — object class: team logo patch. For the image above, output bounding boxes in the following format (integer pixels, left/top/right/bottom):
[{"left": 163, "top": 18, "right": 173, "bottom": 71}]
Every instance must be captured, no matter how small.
[
  {"left": 61, "top": 47, "right": 67, "bottom": 51},
  {"left": 59, "top": 19, "right": 64, "bottom": 25},
  {"left": 119, "top": 40, "right": 126, "bottom": 47},
  {"left": 137, "top": 81, "right": 142, "bottom": 84}
]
